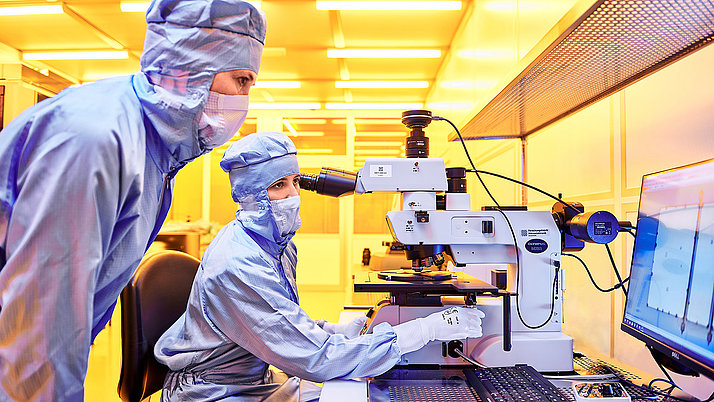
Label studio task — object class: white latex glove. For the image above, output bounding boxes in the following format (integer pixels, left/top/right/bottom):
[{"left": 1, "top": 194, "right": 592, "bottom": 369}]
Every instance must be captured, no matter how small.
[
  {"left": 316, "top": 315, "right": 368, "bottom": 339},
  {"left": 393, "top": 306, "right": 485, "bottom": 354}
]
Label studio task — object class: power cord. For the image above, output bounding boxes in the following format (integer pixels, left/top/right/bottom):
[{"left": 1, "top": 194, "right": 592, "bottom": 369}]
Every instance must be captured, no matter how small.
[
  {"left": 562, "top": 253, "right": 629, "bottom": 293},
  {"left": 454, "top": 347, "right": 487, "bottom": 368},
  {"left": 605, "top": 243, "right": 628, "bottom": 297},
  {"left": 434, "top": 115, "right": 557, "bottom": 329}
]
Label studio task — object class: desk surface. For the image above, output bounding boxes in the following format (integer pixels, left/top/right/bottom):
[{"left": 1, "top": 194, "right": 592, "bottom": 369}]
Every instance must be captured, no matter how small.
[{"left": 319, "top": 311, "right": 699, "bottom": 402}]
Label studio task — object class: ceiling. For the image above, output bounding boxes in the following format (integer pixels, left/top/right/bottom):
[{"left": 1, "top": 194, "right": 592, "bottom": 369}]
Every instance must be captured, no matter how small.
[
  {"left": 0, "top": 0, "right": 470, "bottom": 106},
  {"left": 0, "top": 0, "right": 477, "bottom": 164}
]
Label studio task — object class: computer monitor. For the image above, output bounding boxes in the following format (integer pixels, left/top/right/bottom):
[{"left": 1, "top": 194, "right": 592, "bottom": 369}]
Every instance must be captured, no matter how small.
[{"left": 622, "top": 158, "right": 714, "bottom": 380}]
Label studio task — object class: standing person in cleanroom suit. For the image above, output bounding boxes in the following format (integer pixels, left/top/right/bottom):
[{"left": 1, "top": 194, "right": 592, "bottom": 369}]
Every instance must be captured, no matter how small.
[
  {"left": 154, "top": 132, "right": 486, "bottom": 401},
  {"left": 0, "top": 1, "right": 265, "bottom": 399}
]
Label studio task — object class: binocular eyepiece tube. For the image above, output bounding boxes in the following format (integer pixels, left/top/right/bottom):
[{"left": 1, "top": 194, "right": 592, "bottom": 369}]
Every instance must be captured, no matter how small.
[{"left": 299, "top": 168, "right": 358, "bottom": 197}]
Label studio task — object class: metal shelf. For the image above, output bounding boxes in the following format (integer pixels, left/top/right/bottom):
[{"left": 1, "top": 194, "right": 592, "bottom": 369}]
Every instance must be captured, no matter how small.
[{"left": 457, "top": 0, "right": 714, "bottom": 140}]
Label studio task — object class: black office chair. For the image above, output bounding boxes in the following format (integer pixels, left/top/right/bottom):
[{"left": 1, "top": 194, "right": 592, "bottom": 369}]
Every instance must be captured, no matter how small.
[{"left": 117, "top": 250, "right": 200, "bottom": 401}]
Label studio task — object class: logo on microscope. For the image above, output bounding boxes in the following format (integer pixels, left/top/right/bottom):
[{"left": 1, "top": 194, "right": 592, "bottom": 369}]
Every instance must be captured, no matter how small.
[{"left": 525, "top": 239, "right": 548, "bottom": 254}]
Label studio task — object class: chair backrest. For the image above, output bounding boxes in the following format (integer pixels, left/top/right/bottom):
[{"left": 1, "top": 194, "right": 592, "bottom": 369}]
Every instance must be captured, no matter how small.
[{"left": 117, "top": 250, "right": 200, "bottom": 402}]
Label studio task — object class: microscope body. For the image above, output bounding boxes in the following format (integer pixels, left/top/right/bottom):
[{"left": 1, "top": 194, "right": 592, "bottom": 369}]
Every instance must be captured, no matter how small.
[{"left": 354, "top": 157, "right": 574, "bottom": 371}]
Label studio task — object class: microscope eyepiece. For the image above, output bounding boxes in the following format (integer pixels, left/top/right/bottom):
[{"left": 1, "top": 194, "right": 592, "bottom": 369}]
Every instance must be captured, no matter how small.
[{"left": 299, "top": 168, "right": 357, "bottom": 197}]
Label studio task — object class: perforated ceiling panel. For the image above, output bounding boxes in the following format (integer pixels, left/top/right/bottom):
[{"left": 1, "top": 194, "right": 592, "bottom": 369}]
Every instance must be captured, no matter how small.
[{"left": 458, "top": 0, "right": 714, "bottom": 140}]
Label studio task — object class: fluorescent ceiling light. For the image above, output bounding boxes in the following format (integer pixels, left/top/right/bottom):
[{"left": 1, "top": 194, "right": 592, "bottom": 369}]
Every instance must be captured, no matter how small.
[
  {"left": 254, "top": 81, "right": 301, "bottom": 89},
  {"left": 263, "top": 47, "right": 287, "bottom": 57},
  {"left": 0, "top": 5, "right": 63, "bottom": 16},
  {"left": 119, "top": 2, "right": 149, "bottom": 12},
  {"left": 333, "top": 119, "right": 403, "bottom": 124},
  {"left": 299, "top": 149, "right": 333, "bottom": 154},
  {"left": 355, "top": 141, "right": 404, "bottom": 147},
  {"left": 289, "top": 119, "right": 328, "bottom": 124},
  {"left": 251, "top": 103, "right": 321, "bottom": 110},
  {"left": 427, "top": 102, "right": 475, "bottom": 110},
  {"left": 316, "top": 1, "right": 461, "bottom": 10},
  {"left": 121, "top": 1, "right": 261, "bottom": 12},
  {"left": 327, "top": 49, "right": 440, "bottom": 58},
  {"left": 354, "top": 149, "right": 402, "bottom": 155},
  {"left": 326, "top": 102, "right": 423, "bottom": 110},
  {"left": 355, "top": 132, "right": 407, "bottom": 137},
  {"left": 23, "top": 51, "right": 129, "bottom": 60},
  {"left": 336, "top": 81, "right": 428, "bottom": 89}
]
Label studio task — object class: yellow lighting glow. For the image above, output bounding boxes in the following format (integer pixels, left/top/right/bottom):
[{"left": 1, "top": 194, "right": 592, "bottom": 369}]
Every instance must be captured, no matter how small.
[
  {"left": 316, "top": 1, "right": 461, "bottom": 10},
  {"left": 0, "top": 5, "right": 63, "bottom": 16},
  {"left": 440, "top": 80, "right": 498, "bottom": 90},
  {"left": 483, "top": 1, "right": 566, "bottom": 12},
  {"left": 426, "top": 102, "right": 475, "bottom": 110},
  {"left": 333, "top": 119, "right": 403, "bottom": 125},
  {"left": 251, "top": 103, "right": 321, "bottom": 110},
  {"left": 283, "top": 119, "right": 298, "bottom": 135},
  {"left": 335, "top": 81, "right": 428, "bottom": 89},
  {"left": 354, "top": 149, "right": 402, "bottom": 155},
  {"left": 289, "top": 119, "right": 328, "bottom": 124},
  {"left": 327, "top": 49, "right": 440, "bottom": 58},
  {"left": 299, "top": 149, "right": 333, "bottom": 154},
  {"left": 326, "top": 102, "right": 423, "bottom": 110},
  {"left": 355, "top": 142, "right": 404, "bottom": 147},
  {"left": 121, "top": 1, "right": 261, "bottom": 12},
  {"left": 254, "top": 81, "right": 301, "bottom": 89},
  {"left": 457, "top": 49, "right": 514, "bottom": 60},
  {"left": 23, "top": 51, "right": 129, "bottom": 60},
  {"left": 355, "top": 132, "right": 407, "bottom": 137}
]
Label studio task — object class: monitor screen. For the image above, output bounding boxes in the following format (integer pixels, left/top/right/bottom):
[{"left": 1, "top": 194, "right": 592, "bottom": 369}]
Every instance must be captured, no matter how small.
[{"left": 622, "top": 158, "right": 714, "bottom": 380}]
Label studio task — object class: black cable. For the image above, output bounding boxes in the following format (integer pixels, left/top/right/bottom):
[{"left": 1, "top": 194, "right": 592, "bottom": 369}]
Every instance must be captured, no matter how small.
[
  {"left": 434, "top": 115, "right": 555, "bottom": 329},
  {"left": 605, "top": 243, "right": 628, "bottom": 297},
  {"left": 465, "top": 168, "right": 582, "bottom": 215},
  {"left": 562, "top": 253, "right": 629, "bottom": 293},
  {"left": 652, "top": 352, "right": 678, "bottom": 389},
  {"left": 610, "top": 371, "right": 697, "bottom": 402},
  {"left": 648, "top": 378, "right": 677, "bottom": 389},
  {"left": 466, "top": 167, "right": 631, "bottom": 300}
]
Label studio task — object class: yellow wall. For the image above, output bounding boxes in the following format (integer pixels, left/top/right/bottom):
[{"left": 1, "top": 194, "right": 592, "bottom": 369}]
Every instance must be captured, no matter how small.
[{"left": 427, "top": 1, "right": 714, "bottom": 397}]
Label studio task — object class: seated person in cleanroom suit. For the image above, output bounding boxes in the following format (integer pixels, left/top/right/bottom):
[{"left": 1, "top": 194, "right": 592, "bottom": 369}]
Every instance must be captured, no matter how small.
[{"left": 154, "top": 132, "right": 486, "bottom": 401}]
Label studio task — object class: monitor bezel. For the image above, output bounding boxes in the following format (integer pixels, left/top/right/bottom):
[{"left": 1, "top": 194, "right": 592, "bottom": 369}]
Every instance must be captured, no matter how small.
[{"left": 621, "top": 157, "right": 714, "bottom": 381}]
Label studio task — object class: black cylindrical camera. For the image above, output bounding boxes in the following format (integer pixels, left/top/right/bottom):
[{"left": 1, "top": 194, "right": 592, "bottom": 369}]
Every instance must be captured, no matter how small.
[{"left": 401, "top": 109, "right": 433, "bottom": 158}]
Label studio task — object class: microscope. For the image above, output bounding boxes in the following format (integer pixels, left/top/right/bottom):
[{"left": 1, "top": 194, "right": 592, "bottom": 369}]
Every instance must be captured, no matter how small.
[{"left": 300, "top": 110, "right": 621, "bottom": 372}]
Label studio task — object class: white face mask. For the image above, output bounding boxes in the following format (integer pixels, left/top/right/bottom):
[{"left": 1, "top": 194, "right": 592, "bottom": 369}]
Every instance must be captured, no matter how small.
[
  {"left": 271, "top": 196, "right": 301, "bottom": 237},
  {"left": 198, "top": 91, "right": 249, "bottom": 150}
]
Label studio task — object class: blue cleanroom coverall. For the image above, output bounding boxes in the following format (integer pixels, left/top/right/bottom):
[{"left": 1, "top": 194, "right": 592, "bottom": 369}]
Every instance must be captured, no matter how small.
[
  {"left": 0, "top": 1, "right": 265, "bottom": 399},
  {"left": 154, "top": 133, "right": 403, "bottom": 401}
]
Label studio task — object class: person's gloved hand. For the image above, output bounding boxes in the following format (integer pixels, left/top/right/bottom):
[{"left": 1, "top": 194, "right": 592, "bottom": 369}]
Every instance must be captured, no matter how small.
[
  {"left": 392, "top": 306, "right": 485, "bottom": 354},
  {"left": 316, "top": 315, "right": 368, "bottom": 339}
]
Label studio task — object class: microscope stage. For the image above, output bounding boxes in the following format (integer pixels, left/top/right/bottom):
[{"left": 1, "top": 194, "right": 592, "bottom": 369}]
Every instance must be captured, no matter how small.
[{"left": 354, "top": 270, "right": 498, "bottom": 296}]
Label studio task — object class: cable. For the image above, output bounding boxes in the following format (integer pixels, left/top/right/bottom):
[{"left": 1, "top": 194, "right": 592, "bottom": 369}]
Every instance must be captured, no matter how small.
[
  {"left": 465, "top": 168, "right": 582, "bottom": 215},
  {"left": 465, "top": 167, "right": 630, "bottom": 299},
  {"left": 648, "top": 378, "right": 678, "bottom": 389},
  {"left": 612, "top": 374, "right": 697, "bottom": 402},
  {"left": 434, "top": 115, "right": 556, "bottom": 329},
  {"left": 605, "top": 243, "right": 628, "bottom": 297},
  {"left": 454, "top": 347, "right": 487, "bottom": 368},
  {"left": 562, "top": 253, "right": 629, "bottom": 293}
]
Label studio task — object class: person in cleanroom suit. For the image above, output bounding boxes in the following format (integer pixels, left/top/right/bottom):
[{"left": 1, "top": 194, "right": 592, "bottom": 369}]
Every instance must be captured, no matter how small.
[
  {"left": 154, "top": 132, "right": 486, "bottom": 401},
  {"left": 0, "top": 1, "right": 265, "bottom": 399}
]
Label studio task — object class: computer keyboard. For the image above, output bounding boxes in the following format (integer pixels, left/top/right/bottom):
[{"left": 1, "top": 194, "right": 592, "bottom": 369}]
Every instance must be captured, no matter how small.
[{"left": 465, "top": 364, "right": 571, "bottom": 402}]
